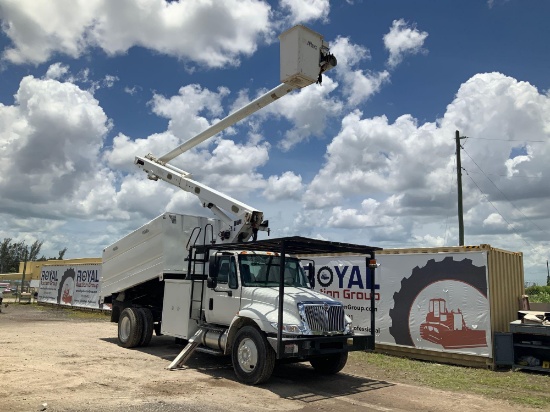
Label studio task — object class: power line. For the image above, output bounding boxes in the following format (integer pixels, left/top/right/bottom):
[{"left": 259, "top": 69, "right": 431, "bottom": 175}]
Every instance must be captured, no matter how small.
[
  {"left": 463, "top": 171, "right": 532, "bottom": 248},
  {"left": 462, "top": 147, "right": 548, "bottom": 234},
  {"left": 466, "top": 170, "right": 542, "bottom": 179},
  {"left": 460, "top": 137, "right": 546, "bottom": 143}
]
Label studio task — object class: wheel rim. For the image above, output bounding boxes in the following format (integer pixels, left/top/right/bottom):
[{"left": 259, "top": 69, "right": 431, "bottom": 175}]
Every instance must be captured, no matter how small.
[
  {"left": 120, "top": 315, "right": 131, "bottom": 341},
  {"left": 237, "top": 337, "right": 259, "bottom": 373}
]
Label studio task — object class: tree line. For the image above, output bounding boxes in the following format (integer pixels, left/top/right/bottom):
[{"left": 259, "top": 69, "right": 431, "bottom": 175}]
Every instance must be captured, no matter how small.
[{"left": 0, "top": 238, "right": 67, "bottom": 273}]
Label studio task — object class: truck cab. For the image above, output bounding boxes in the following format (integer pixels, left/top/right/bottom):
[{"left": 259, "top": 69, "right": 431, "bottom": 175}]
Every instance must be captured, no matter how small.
[
  {"left": 205, "top": 251, "right": 349, "bottom": 335},
  {"left": 161, "top": 236, "right": 378, "bottom": 384}
]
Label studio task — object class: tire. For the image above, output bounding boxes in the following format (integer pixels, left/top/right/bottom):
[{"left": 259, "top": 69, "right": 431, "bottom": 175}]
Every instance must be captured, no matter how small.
[
  {"left": 389, "top": 257, "right": 487, "bottom": 346},
  {"left": 231, "top": 326, "right": 275, "bottom": 385},
  {"left": 118, "top": 307, "right": 143, "bottom": 348},
  {"left": 138, "top": 307, "right": 154, "bottom": 347},
  {"left": 309, "top": 351, "right": 348, "bottom": 374}
]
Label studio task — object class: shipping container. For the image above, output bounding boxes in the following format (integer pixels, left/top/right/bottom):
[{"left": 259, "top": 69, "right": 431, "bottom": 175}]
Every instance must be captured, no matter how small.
[{"left": 304, "top": 244, "right": 524, "bottom": 368}]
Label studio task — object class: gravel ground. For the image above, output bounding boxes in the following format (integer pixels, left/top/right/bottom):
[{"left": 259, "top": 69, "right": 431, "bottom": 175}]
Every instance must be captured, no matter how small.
[{"left": 0, "top": 304, "right": 540, "bottom": 412}]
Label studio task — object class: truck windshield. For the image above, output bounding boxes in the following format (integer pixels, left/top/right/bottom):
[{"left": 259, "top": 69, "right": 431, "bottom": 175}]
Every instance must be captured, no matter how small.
[{"left": 239, "top": 255, "right": 310, "bottom": 288}]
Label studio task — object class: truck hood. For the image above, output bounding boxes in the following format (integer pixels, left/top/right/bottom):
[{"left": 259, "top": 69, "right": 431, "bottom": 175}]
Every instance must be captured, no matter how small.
[{"left": 239, "top": 286, "right": 340, "bottom": 326}]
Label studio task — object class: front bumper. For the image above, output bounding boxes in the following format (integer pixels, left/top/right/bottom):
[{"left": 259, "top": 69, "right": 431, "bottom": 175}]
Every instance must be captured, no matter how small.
[{"left": 267, "top": 333, "right": 374, "bottom": 359}]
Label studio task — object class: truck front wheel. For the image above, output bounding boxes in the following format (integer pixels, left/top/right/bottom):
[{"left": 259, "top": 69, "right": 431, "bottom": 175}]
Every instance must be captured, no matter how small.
[
  {"left": 309, "top": 351, "right": 348, "bottom": 374},
  {"left": 118, "top": 307, "right": 143, "bottom": 348},
  {"left": 231, "top": 326, "right": 275, "bottom": 385}
]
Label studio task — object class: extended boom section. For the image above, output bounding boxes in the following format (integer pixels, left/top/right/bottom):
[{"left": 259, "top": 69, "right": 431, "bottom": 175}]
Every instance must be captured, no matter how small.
[
  {"left": 135, "top": 25, "right": 336, "bottom": 243},
  {"left": 157, "top": 83, "right": 297, "bottom": 164},
  {"left": 135, "top": 155, "right": 267, "bottom": 243}
]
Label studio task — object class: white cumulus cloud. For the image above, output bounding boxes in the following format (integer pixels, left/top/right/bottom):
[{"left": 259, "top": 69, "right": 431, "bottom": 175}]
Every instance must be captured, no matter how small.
[
  {"left": 263, "top": 171, "right": 304, "bottom": 201},
  {"left": 302, "top": 72, "right": 550, "bottom": 262},
  {"left": 383, "top": 19, "right": 428, "bottom": 68},
  {"left": 331, "top": 36, "right": 390, "bottom": 106},
  {"left": 0, "top": 75, "right": 127, "bottom": 226},
  {"left": 280, "top": 0, "right": 330, "bottom": 24},
  {"left": 0, "top": 0, "right": 272, "bottom": 68}
]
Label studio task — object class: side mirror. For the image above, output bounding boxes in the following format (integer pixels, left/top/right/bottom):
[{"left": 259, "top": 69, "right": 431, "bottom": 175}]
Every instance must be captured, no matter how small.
[
  {"left": 307, "top": 263, "right": 315, "bottom": 288},
  {"left": 207, "top": 277, "right": 217, "bottom": 289},
  {"left": 208, "top": 256, "right": 218, "bottom": 279}
]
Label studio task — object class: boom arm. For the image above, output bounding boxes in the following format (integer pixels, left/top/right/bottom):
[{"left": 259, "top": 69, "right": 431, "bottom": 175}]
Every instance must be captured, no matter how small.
[
  {"left": 158, "top": 83, "right": 297, "bottom": 163},
  {"left": 135, "top": 154, "right": 268, "bottom": 243},
  {"left": 135, "top": 25, "right": 336, "bottom": 244}
]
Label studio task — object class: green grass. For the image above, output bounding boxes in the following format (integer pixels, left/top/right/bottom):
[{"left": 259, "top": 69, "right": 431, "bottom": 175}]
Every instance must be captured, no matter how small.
[
  {"left": 38, "top": 304, "right": 111, "bottom": 320},
  {"left": 351, "top": 351, "right": 550, "bottom": 409},
  {"left": 10, "top": 301, "right": 111, "bottom": 320}
]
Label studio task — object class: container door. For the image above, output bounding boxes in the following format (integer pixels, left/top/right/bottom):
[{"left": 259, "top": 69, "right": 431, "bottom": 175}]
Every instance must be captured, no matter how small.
[{"left": 205, "top": 255, "right": 241, "bottom": 325}]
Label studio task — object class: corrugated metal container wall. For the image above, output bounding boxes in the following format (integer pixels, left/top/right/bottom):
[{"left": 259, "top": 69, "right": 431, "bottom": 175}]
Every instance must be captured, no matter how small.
[{"left": 486, "top": 246, "right": 524, "bottom": 333}]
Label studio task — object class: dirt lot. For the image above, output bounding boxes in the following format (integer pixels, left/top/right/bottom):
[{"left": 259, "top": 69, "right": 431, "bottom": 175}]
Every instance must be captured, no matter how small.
[{"left": 0, "top": 304, "right": 541, "bottom": 412}]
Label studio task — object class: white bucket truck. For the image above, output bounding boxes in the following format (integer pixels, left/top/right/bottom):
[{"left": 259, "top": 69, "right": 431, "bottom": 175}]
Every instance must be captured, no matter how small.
[
  {"left": 100, "top": 25, "right": 381, "bottom": 384},
  {"left": 101, "top": 214, "right": 380, "bottom": 384}
]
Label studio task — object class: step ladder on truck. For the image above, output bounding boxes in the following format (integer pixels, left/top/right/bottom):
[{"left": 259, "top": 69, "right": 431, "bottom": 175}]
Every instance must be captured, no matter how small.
[{"left": 99, "top": 24, "right": 382, "bottom": 384}]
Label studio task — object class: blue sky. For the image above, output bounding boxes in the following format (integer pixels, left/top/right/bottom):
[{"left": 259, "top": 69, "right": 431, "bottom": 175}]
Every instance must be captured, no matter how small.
[{"left": 0, "top": 0, "right": 549, "bottom": 284}]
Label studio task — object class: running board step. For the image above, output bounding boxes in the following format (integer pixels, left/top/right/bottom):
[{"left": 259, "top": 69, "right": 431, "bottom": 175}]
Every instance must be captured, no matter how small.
[
  {"left": 195, "top": 347, "right": 224, "bottom": 356},
  {"left": 167, "top": 328, "right": 206, "bottom": 370}
]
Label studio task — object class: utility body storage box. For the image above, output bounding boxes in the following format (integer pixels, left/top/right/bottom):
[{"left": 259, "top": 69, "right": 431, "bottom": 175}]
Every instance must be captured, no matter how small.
[
  {"left": 100, "top": 212, "right": 222, "bottom": 298},
  {"left": 161, "top": 279, "right": 201, "bottom": 339}
]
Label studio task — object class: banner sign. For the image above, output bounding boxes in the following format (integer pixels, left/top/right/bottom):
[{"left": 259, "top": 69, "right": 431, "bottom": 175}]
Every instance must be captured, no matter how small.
[
  {"left": 311, "top": 252, "right": 491, "bottom": 357},
  {"left": 38, "top": 264, "right": 108, "bottom": 310}
]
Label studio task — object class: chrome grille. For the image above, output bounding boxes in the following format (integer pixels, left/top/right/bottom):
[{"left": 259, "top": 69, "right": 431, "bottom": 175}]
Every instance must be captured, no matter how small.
[{"left": 301, "top": 302, "right": 345, "bottom": 334}]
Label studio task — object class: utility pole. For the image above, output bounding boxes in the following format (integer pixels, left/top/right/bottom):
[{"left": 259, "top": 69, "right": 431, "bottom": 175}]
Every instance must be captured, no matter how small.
[
  {"left": 546, "top": 260, "right": 549, "bottom": 286},
  {"left": 455, "top": 130, "right": 467, "bottom": 246}
]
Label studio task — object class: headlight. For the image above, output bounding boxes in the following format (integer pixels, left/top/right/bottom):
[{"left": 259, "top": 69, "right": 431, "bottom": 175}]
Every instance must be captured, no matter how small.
[
  {"left": 344, "top": 314, "right": 353, "bottom": 335},
  {"left": 270, "top": 322, "right": 307, "bottom": 335}
]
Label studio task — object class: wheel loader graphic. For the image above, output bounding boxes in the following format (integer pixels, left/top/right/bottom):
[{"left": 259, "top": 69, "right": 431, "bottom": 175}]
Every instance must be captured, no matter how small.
[{"left": 420, "top": 298, "right": 487, "bottom": 349}]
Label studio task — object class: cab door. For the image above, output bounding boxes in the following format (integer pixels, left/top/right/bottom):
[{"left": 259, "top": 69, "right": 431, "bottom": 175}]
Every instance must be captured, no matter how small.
[{"left": 205, "top": 255, "right": 241, "bottom": 326}]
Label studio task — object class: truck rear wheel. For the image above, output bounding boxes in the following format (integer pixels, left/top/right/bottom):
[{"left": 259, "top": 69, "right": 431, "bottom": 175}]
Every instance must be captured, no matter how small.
[
  {"left": 138, "top": 307, "right": 154, "bottom": 347},
  {"left": 232, "top": 326, "right": 275, "bottom": 385},
  {"left": 118, "top": 307, "right": 143, "bottom": 348},
  {"left": 309, "top": 351, "right": 348, "bottom": 374}
]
